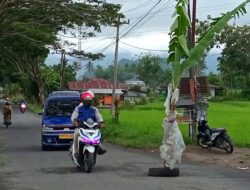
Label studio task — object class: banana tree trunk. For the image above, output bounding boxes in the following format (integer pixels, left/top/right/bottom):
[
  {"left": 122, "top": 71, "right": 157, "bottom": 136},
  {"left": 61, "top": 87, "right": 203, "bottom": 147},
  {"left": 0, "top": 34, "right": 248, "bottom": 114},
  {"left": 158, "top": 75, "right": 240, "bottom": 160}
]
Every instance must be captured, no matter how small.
[{"left": 160, "top": 84, "right": 186, "bottom": 169}]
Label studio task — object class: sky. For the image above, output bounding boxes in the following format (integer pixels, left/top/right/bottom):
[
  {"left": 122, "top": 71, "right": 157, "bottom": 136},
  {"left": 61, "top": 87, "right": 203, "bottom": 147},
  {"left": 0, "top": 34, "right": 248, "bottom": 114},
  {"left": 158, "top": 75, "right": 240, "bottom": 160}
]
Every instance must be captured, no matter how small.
[{"left": 46, "top": 0, "right": 250, "bottom": 73}]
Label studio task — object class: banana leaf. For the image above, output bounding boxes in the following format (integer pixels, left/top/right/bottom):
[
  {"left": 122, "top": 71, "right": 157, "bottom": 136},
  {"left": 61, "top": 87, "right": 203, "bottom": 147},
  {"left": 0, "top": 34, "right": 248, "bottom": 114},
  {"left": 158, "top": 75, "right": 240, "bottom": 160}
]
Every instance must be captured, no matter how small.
[{"left": 180, "top": 0, "right": 250, "bottom": 74}]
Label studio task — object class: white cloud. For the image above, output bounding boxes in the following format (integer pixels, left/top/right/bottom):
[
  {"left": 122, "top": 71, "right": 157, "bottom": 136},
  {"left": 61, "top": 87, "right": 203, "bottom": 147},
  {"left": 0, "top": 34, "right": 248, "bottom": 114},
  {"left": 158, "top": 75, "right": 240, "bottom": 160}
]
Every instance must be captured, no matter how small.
[{"left": 53, "top": 0, "right": 250, "bottom": 59}]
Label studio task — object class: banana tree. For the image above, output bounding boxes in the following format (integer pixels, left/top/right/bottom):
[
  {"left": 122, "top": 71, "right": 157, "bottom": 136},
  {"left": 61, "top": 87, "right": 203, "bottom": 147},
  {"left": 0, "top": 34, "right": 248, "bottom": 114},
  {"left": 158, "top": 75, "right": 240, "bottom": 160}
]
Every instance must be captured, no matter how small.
[{"left": 161, "top": 0, "right": 250, "bottom": 169}]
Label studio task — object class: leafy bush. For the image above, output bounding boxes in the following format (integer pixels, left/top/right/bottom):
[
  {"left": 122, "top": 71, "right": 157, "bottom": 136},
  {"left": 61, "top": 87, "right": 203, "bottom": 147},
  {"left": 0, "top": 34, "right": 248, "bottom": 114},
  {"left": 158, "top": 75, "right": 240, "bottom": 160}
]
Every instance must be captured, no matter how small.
[
  {"left": 210, "top": 95, "right": 249, "bottom": 102},
  {"left": 120, "top": 100, "right": 135, "bottom": 110},
  {"left": 240, "top": 90, "right": 250, "bottom": 99},
  {"left": 135, "top": 96, "right": 148, "bottom": 105},
  {"left": 149, "top": 97, "right": 155, "bottom": 102}
]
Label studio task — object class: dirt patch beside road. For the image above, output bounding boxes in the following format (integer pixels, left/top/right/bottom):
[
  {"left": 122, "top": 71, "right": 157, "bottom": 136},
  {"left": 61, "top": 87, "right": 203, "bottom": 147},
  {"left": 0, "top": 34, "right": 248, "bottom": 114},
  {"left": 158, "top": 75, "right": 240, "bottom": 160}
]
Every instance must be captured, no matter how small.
[{"left": 183, "top": 145, "right": 250, "bottom": 172}]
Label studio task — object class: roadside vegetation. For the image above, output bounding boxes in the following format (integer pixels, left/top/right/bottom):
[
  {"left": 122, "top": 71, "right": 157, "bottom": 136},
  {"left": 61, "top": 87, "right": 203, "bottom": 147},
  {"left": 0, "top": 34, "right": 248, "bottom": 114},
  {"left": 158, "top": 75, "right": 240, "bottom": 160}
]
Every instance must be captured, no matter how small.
[
  {"left": 101, "top": 99, "right": 250, "bottom": 148},
  {"left": 28, "top": 103, "right": 43, "bottom": 114}
]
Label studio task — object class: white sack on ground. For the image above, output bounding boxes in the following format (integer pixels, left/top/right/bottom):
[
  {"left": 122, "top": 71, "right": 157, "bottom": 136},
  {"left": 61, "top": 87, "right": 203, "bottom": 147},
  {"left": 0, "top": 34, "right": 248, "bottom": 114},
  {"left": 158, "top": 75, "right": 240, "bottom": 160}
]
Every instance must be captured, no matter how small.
[{"left": 160, "top": 84, "right": 186, "bottom": 169}]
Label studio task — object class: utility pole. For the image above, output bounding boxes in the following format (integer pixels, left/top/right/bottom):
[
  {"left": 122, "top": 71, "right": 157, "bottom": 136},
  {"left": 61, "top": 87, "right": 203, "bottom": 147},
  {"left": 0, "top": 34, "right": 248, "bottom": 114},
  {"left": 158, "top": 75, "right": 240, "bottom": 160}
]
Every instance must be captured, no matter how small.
[
  {"left": 187, "top": 0, "right": 192, "bottom": 49},
  {"left": 111, "top": 16, "right": 129, "bottom": 119},
  {"left": 78, "top": 25, "right": 82, "bottom": 52},
  {"left": 187, "top": 0, "right": 197, "bottom": 141},
  {"left": 60, "top": 49, "right": 66, "bottom": 89},
  {"left": 191, "top": 0, "right": 197, "bottom": 47},
  {"left": 77, "top": 25, "right": 83, "bottom": 81}
]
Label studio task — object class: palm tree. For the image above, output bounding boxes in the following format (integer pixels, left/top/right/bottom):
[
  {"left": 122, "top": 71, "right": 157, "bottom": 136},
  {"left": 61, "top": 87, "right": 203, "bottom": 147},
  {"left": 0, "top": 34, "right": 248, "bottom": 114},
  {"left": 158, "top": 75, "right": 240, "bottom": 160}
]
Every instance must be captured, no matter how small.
[{"left": 84, "top": 61, "right": 95, "bottom": 73}]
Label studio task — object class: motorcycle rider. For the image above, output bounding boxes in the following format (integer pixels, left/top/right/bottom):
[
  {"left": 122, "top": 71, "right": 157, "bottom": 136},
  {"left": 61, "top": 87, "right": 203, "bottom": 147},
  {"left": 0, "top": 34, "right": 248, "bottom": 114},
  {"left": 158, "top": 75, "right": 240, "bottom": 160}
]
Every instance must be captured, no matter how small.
[
  {"left": 71, "top": 90, "right": 106, "bottom": 158},
  {"left": 2, "top": 102, "right": 12, "bottom": 124},
  {"left": 20, "top": 98, "right": 27, "bottom": 106},
  {"left": 19, "top": 98, "right": 27, "bottom": 113}
]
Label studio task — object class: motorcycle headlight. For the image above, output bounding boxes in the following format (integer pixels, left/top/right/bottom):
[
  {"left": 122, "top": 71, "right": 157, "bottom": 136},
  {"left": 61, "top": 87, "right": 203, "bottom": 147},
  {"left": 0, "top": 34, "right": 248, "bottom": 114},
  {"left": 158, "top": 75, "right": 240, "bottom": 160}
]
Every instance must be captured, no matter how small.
[{"left": 42, "top": 125, "right": 53, "bottom": 131}]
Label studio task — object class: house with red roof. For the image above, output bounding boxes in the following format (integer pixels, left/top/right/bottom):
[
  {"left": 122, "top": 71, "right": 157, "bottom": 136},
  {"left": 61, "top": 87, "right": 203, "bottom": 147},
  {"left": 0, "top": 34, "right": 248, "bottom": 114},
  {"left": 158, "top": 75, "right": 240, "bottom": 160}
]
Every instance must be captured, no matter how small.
[{"left": 68, "top": 78, "right": 128, "bottom": 105}]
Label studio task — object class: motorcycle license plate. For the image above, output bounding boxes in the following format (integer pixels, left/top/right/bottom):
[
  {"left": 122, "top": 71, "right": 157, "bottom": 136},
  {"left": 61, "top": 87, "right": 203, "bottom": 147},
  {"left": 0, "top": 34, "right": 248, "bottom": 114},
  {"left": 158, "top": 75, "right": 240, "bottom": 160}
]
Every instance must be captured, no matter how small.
[{"left": 59, "top": 134, "right": 74, "bottom": 139}]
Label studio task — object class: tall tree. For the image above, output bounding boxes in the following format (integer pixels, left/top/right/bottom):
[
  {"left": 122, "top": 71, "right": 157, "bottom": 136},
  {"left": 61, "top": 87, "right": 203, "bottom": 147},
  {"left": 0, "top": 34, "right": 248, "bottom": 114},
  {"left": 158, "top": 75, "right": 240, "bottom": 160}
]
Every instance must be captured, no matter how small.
[
  {"left": 52, "top": 63, "right": 77, "bottom": 88},
  {"left": 160, "top": 0, "right": 249, "bottom": 171},
  {"left": 208, "top": 72, "right": 221, "bottom": 86},
  {"left": 136, "top": 54, "right": 161, "bottom": 88},
  {"left": 43, "top": 66, "right": 60, "bottom": 95},
  {"left": 216, "top": 25, "right": 250, "bottom": 90},
  {"left": 0, "top": 0, "right": 123, "bottom": 103}
]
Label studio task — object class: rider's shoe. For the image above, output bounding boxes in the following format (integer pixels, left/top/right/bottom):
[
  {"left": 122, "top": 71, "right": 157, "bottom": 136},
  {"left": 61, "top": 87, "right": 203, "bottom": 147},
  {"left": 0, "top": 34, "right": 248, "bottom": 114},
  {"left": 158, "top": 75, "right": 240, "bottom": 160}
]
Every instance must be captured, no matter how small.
[
  {"left": 74, "top": 153, "right": 79, "bottom": 159},
  {"left": 98, "top": 146, "right": 107, "bottom": 155}
]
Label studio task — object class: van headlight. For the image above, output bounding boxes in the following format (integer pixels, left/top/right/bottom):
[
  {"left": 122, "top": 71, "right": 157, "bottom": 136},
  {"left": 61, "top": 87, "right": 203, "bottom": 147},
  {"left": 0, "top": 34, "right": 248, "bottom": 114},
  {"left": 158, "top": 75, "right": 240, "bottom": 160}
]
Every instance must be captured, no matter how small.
[{"left": 42, "top": 125, "right": 53, "bottom": 131}]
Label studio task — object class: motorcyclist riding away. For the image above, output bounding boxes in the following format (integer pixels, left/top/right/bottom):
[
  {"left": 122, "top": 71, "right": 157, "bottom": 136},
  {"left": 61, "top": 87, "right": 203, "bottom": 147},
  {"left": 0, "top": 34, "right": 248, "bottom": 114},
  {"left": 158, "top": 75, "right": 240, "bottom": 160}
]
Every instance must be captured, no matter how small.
[
  {"left": 2, "top": 102, "right": 12, "bottom": 124},
  {"left": 71, "top": 90, "right": 106, "bottom": 158}
]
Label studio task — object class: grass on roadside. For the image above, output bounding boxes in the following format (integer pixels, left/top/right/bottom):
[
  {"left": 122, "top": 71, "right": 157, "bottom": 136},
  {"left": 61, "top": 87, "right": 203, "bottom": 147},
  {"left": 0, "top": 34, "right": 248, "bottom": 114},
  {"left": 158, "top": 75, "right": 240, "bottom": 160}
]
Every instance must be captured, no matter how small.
[
  {"left": 101, "top": 100, "right": 192, "bottom": 149},
  {"left": 207, "top": 101, "right": 250, "bottom": 147},
  {"left": 101, "top": 100, "right": 250, "bottom": 149}
]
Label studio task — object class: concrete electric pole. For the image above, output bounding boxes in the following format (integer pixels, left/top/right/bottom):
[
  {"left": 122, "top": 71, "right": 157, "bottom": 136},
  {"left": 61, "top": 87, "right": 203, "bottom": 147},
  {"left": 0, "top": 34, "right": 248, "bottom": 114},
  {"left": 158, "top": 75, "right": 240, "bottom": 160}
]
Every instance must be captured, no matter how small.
[{"left": 111, "top": 16, "right": 129, "bottom": 119}]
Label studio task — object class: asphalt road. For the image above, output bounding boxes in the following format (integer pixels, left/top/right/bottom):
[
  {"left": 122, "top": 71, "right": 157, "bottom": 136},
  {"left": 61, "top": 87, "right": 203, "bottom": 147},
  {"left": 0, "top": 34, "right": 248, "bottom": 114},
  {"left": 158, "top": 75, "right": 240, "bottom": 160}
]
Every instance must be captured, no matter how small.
[{"left": 0, "top": 106, "right": 250, "bottom": 190}]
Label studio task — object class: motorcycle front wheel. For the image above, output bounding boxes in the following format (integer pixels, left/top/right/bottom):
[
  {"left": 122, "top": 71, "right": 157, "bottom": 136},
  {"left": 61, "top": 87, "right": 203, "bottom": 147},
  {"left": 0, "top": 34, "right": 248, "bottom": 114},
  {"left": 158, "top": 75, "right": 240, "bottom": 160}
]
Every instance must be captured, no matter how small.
[
  {"left": 84, "top": 152, "right": 94, "bottom": 173},
  {"left": 224, "top": 138, "right": 233, "bottom": 153}
]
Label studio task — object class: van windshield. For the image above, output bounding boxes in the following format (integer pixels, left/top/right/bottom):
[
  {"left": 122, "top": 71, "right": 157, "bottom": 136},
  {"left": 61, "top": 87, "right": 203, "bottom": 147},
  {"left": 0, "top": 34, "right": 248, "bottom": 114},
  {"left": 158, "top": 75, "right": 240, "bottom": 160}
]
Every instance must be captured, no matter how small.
[{"left": 45, "top": 99, "right": 79, "bottom": 117}]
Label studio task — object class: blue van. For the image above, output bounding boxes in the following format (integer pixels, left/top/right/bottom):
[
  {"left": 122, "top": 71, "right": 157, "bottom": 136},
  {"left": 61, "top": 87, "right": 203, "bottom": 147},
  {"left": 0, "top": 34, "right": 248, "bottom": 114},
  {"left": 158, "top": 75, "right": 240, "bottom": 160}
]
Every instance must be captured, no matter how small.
[{"left": 41, "top": 91, "right": 80, "bottom": 150}]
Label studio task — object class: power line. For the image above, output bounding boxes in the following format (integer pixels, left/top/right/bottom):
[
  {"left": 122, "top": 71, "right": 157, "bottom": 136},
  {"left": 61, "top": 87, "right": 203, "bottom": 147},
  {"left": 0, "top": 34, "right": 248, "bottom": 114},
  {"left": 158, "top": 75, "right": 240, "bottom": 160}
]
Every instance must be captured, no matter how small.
[
  {"left": 114, "top": 0, "right": 146, "bottom": 3},
  {"left": 120, "top": 40, "right": 167, "bottom": 52},
  {"left": 120, "top": 0, "right": 163, "bottom": 39},
  {"left": 103, "top": 0, "right": 172, "bottom": 55},
  {"left": 122, "top": 0, "right": 155, "bottom": 13},
  {"left": 93, "top": 0, "right": 175, "bottom": 54},
  {"left": 125, "top": 2, "right": 249, "bottom": 19},
  {"left": 93, "top": 0, "right": 165, "bottom": 54},
  {"left": 128, "top": 0, "right": 174, "bottom": 32}
]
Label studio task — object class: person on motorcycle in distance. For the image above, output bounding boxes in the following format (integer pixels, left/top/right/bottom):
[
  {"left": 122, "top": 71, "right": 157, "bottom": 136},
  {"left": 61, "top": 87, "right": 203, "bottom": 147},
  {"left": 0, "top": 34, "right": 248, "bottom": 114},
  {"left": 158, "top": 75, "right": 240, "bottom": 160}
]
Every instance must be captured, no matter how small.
[
  {"left": 2, "top": 102, "right": 12, "bottom": 124},
  {"left": 71, "top": 90, "right": 107, "bottom": 158},
  {"left": 20, "top": 98, "right": 27, "bottom": 105}
]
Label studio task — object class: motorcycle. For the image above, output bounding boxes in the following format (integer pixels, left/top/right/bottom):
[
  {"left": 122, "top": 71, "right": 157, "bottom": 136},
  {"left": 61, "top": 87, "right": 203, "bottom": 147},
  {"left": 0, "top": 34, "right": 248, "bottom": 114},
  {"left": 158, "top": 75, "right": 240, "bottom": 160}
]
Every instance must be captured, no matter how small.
[
  {"left": 70, "top": 118, "right": 101, "bottom": 173},
  {"left": 19, "top": 103, "right": 27, "bottom": 113},
  {"left": 3, "top": 115, "right": 12, "bottom": 128},
  {"left": 197, "top": 117, "right": 233, "bottom": 153}
]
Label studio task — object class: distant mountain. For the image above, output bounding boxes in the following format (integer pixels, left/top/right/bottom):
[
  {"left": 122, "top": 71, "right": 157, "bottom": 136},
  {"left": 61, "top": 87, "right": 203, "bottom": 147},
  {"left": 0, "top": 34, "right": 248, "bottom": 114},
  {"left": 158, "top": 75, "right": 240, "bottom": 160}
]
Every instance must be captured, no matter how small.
[
  {"left": 119, "top": 58, "right": 137, "bottom": 65},
  {"left": 45, "top": 50, "right": 220, "bottom": 74},
  {"left": 204, "top": 54, "right": 219, "bottom": 74}
]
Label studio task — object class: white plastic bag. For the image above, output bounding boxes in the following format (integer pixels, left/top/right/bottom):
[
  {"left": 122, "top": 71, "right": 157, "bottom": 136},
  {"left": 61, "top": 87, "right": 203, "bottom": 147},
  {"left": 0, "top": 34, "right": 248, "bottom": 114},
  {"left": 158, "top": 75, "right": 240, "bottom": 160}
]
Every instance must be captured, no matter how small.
[{"left": 160, "top": 84, "right": 186, "bottom": 169}]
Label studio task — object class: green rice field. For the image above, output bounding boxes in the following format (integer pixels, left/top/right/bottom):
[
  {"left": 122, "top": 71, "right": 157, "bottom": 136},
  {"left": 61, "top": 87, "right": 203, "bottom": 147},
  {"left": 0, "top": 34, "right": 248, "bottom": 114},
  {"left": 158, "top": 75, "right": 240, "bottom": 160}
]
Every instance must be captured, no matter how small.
[{"left": 101, "top": 100, "right": 250, "bottom": 148}]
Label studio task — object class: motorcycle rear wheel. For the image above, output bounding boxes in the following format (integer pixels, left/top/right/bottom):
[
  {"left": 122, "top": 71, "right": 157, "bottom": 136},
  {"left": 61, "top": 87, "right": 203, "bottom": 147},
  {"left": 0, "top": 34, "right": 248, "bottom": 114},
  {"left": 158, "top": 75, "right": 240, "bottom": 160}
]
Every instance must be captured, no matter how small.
[
  {"left": 4, "top": 120, "right": 11, "bottom": 128},
  {"left": 197, "top": 136, "right": 209, "bottom": 148}
]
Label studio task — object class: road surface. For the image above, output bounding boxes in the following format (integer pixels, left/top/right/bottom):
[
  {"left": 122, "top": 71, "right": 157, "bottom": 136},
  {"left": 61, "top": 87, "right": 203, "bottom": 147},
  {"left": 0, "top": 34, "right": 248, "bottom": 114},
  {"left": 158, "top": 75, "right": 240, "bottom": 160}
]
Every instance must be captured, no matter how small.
[{"left": 0, "top": 106, "right": 249, "bottom": 190}]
